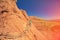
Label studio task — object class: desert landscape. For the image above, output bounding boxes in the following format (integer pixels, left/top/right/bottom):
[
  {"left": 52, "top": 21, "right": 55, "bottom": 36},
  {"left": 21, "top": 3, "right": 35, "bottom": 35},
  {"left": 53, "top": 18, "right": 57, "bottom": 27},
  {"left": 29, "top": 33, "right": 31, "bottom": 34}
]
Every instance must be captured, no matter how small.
[{"left": 0, "top": 0, "right": 60, "bottom": 40}]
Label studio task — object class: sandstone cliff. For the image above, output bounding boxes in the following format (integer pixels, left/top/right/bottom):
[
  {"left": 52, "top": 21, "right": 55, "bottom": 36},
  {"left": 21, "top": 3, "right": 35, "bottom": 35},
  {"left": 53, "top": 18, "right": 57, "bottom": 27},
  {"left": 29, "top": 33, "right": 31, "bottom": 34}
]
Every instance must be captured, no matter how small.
[
  {"left": 0, "top": 0, "right": 45, "bottom": 40},
  {"left": 0, "top": 0, "right": 60, "bottom": 40}
]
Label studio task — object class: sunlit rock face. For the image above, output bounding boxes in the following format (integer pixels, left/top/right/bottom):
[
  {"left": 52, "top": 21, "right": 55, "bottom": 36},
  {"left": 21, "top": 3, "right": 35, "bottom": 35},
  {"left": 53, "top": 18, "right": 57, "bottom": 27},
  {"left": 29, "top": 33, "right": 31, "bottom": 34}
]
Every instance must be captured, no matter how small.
[
  {"left": 0, "top": 0, "right": 60, "bottom": 40},
  {"left": 0, "top": 0, "right": 41, "bottom": 40}
]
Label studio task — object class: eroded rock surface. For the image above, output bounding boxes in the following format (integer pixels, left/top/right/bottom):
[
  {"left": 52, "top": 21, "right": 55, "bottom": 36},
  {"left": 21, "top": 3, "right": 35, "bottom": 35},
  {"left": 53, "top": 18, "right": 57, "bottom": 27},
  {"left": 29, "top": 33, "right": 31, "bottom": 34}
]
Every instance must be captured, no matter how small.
[
  {"left": 0, "top": 0, "right": 42, "bottom": 40},
  {"left": 0, "top": 0, "right": 60, "bottom": 40}
]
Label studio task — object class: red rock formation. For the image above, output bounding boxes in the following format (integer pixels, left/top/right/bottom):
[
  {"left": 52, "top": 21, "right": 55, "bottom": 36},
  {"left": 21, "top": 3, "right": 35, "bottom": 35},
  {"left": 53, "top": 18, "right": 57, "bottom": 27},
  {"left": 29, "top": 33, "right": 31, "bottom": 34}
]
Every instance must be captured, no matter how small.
[
  {"left": 0, "top": 0, "right": 45, "bottom": 40},
  {"left": 0, "top": 0, "right": 60, "bottom": 40},
  {"left": 30, "top": 16, "right": 60, "bottom": 40}
]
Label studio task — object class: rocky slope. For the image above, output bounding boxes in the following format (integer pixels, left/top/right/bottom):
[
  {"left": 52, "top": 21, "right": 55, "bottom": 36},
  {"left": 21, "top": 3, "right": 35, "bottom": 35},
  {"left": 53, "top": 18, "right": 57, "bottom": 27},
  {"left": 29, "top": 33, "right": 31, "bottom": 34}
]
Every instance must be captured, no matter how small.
[
  {"left": 0, "top": 0, "right": 60, "bottom": 40},
  {"left": 30, "top": 16, "right": 60, "bottom": 40}
]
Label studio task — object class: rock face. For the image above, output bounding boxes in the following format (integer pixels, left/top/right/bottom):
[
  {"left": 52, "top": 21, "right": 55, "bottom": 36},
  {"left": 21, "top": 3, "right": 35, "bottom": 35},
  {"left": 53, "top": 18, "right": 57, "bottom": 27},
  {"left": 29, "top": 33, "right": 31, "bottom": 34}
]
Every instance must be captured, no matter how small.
[
  {"left": 0, "top": 0, "right": 41, "bottom": 40},
  {"left": 0, "top": 0, "right": 60, "bottom": 40}
]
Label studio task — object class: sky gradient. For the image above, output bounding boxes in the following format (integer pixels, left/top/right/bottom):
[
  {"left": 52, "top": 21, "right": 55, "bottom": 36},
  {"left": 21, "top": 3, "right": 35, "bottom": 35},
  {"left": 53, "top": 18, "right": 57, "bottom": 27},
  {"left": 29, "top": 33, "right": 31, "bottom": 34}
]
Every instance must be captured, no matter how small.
[{"left": 17, "top": 0, "right": 60, "bottom": 20}]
